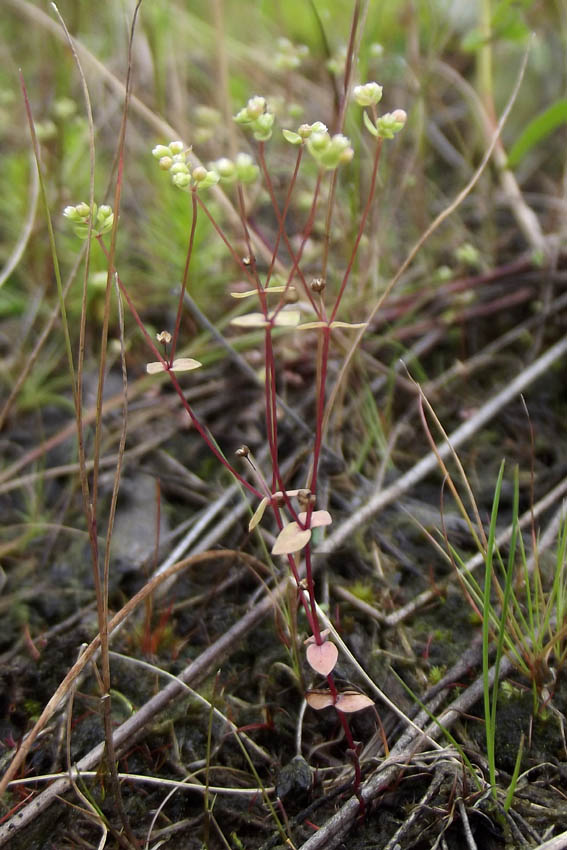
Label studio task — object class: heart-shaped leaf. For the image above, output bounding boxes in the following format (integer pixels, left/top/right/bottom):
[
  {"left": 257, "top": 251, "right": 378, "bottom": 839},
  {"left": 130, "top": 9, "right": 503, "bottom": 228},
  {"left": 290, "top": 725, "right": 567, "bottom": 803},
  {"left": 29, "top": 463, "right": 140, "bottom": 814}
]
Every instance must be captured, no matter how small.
[
  {"left": 305, "top": 689, "right": 334, "bottom": 710},
  {"left": 272, "top": 522, "right": 311, "bottom": 555},
  {"left": 297, "top": 510, "right": 332, "bottom": 528},
  {"left": 306, "top": 641, "right": 338, "bottom": 676},
  {"left": 305, "top": 689, "right": 374, "bottom": 713},
  {"left": 335, "top": 691, "right": 374, "bottom": 713}
]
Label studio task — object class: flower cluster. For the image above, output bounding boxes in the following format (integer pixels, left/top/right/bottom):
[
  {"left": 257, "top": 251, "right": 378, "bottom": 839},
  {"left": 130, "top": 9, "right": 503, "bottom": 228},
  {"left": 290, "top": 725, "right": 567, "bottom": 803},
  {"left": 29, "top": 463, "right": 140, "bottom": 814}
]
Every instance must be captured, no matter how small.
[
  {"left": 233, "top": 96, "right": 275, "bottom": 141},
  {"left": 353, "top": 81, "right": 407, "bottom": 140},
  {"left": 274, "top": 37, "right": 309, "bottom": 71},
  {"left": 307, "top": 129, "right": 354, "bottom": 169},
  {"left": 151, "top": 141, "right": 219, "bottom": 190},
  {"left": 282, "top": 121, "right": 354, "bottom": 170},
  {"left": 63, "top": 202, "right": 114, "bottom": 239},
  {"left": 209, "top": 152, "right": 259, "bottom": 184}
]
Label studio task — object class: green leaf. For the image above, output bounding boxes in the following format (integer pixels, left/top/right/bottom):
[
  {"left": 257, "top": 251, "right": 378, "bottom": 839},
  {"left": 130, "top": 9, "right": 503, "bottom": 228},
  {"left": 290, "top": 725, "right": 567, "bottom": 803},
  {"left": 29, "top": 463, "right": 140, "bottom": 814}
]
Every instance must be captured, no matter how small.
[
  {"left": 282, "top": 129, "right": 302, "bottom": 145},
  {"left": 507, "top": 99, "right": 567, "bottom": 169},
  {"left": 363, "top": 110, "right": 378, "bottom": 137}
]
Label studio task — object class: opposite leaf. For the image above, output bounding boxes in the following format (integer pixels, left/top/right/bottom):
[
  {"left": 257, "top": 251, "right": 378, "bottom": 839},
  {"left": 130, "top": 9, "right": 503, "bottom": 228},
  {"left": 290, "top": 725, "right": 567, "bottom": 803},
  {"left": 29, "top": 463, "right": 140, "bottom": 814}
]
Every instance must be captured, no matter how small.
[
  {"left": 248, "top": 497, "right": 269, "bottom": 532},
  {"left": 335, "top": 691, "right": 375, "bottom": 713},
  {"left": 272, "top": 522, "right": 312, "bottom": 555},
  {"left": 305, "top": 689, "right": 374, "bottom": 713},
  {"left": 146, "top": 357, "right": 202, "bottom": 374},
  {"left": 297, "top": 510, "right": 332, "bottom": 528},
  {"left": 306, "top": 641, "right": 338, "bottom": 676}
]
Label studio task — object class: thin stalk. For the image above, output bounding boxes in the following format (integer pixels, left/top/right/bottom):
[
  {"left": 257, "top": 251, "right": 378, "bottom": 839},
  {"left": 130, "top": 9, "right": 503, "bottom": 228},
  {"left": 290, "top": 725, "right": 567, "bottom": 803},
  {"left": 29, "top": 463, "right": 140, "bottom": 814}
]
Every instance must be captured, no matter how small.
[
  {"left": 483, "top": 460, "right": 505, "bottom": 795},
  {"left": 269, "top": 171, "right": 324, "bottom": 323},
  {"left": 329, "top": 138, "right": 383, "bottom": 323},
  {"left": 96, "top": 240, "right": 262, "bottom": 499},
  {"left": 195, "top": 194, "right": 259, "bottom": 287},
  {"left": 170, "top": 190, "right": 198, "bottom": 363},
  {"left": 257, "top": 144, "right": 320, "bottom": 315}
]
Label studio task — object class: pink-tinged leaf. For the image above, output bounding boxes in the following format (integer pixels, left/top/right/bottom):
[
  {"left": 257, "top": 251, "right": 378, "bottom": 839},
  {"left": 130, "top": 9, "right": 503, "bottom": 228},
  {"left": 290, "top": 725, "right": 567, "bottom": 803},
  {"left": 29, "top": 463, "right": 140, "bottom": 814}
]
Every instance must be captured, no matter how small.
[
  {"left": 248, "top": 497, "right": 269, "bottom": 532},
  {"left": 231, "top": 285, "right": 293, "bottom": 299},
  {"left": 170, "top": 358, "right": 202, "bottom": 372},
  {"left": 230, "top": 289, "right": 259, "bottom": 299},
  {"left": 230, "top": 312, "right": 269, "bottom": 328},
  {"left": 306, "top": 641, "right": 338, "bottom": 676},
  {"left": 306, "top": 689, "right": 374, "bottom": 713},
  {"left": 146, "top": 361, "right": 167, "bottom": 374},
  {"left": 271, "top": 310, "right": 300, "bottom": 327},
  {"left": 305, "top": 690, "right": 334, "bottom": 710},
  {"left": 272, "top": 522, "right": 312, "bottom": 555},
  {"left": 297, "top": 510, "right": 332, "bottom": 528},
  {"left": 335, "top": 691, "right": 374, "bottom": 713},
  {"left": 329, "top": 321, "right": 368, "bottom": 330},
  {"left": 297, "top": 321, "right": 328, "bottom": 331},
  {"left": 304, "top": 628, "right": 330, "bottom": 645}
]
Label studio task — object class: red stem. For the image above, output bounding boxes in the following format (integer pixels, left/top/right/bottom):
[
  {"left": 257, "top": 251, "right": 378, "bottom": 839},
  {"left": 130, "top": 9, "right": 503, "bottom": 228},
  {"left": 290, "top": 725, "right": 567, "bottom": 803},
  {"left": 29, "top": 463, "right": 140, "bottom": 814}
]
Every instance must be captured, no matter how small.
[
  {"left": 330, "top": 138, "right": 383, "bottom": 323},
  {"left": 97, "top": 238, "right": 262, "bottom": 499},
  {"left": 170, "top": 190, "right": 198, "bottom": 363}
]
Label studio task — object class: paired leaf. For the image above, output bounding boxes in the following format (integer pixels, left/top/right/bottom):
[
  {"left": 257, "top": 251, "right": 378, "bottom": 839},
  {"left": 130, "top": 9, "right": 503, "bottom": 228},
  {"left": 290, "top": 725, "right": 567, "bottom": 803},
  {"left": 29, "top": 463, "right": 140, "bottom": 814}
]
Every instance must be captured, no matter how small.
[
  {"left": 305, "top": 689, "right": 374, "bottom": 713},
  {"left": 272, "top": 522, "right": 311, "bottom": 555},
  {"left": 248, "top": 497, "right": 269, "bottom": 532},
  {"left": 231, "top": 310, "right": 300, "bottom": 329},
  {"left": 306, "top": 641, "right": 338, "bottom": 676},
  {"left": 146, "top": 357, "right": 202, "bottom": 374},
  {"left": 297, "top": 320, "right": 367, "bottom": 331},
  {"left": 363, "top": 110, "right": 378, "bottom": 137},
  {"left": 297, "top": 510, "right": 332, "bottom": 528},
  {"left": 231, "top": 285, "right": 296, "bottom": 299}
]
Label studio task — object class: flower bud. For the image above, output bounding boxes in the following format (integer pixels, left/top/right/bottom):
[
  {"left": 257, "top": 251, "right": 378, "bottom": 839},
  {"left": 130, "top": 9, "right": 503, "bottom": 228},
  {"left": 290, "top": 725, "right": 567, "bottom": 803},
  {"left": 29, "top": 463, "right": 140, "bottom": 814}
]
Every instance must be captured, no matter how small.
[
  {"left": 376, "top": 109, "right": 407, "bottom": 139},
  {"left": 211, "top": 157, "right": 236, "bottom": 182},
  {"left": 152, "top": 144, "right": 171, "bottom": 159},
  {"left": 170, "top": 161, "right": 190, "bottom": 175},
  {"left": 75, "top": 202, "right": 92, "bottom": 218},
  {"left": 246, "top": 96, "right": 266, "bottom": 119},
  {"left": 192, "top": 166, "right": 208, "bottom": 182},
  {"left": 168, "top": 140, "right": 185, "bottom": 155},
  {"left": 308, "top": 131, "right": 330, "bottom": 152},
  {"left": 353, "top": 82, "right": 383, "bottom": 107},
  {"left": 63, "top": 205, "right": 82, "bottom": 221},
  {"left": 159, "top": 156, "right": 173, "bottom": 170},
  {"left": 235, "top": 152, "right": 259, "bottom": 183},
  {"left": 192, "top": 167, "right": 219, "bottom": 189},
  {"left": 172, "top": 172, "right": 192, "bottom": 188},
  {"left": 253, "top": 111, "right": 274, "bottom": 141}
]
